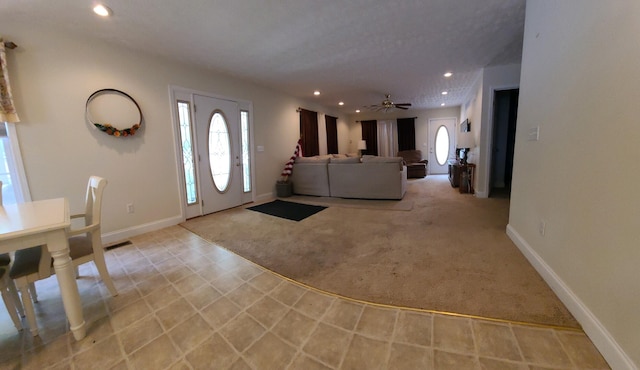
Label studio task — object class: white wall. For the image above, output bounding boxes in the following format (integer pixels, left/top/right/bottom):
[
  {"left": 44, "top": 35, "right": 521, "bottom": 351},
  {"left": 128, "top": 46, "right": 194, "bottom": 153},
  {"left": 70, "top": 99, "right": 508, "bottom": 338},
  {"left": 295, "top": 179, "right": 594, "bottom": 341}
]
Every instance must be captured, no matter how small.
[
  {"left": 3, "top": 23, "right": 344, "bottom": 240},
  {"left": 509, "top": 1, "right": 639, "bottom": 368},
  {"left": 461, "top": 71, "right": 483, "bottom": 166}
]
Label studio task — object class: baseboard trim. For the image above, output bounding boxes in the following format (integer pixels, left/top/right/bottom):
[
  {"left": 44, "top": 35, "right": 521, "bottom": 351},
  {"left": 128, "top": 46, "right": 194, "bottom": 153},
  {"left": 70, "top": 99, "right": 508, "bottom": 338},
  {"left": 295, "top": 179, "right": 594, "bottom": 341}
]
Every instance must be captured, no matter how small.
[
  {"left": 102, "top": 215, "right": 184, "bottom": 246},
  {"left": 506, "top": 224, "right": 637, "bottom": 370},
  {"left": 256, "top": 192, "right": 274, "bottom": 203},
  {"left": 474, "top": 189, "right": 488, "bottom": 198}
]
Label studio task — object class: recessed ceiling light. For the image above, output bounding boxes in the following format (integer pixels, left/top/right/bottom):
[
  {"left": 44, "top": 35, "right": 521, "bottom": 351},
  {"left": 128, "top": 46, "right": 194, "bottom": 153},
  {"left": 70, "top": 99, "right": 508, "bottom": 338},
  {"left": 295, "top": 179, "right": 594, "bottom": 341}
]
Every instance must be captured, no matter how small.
[
  {"left": 313, "top": 91, "right": 320, "bottom": 96},
  {"left": 441, "top": 91, "right": 448, "bottom": 95},
  {"left": 444, "top": 72, "right": 453, "bottom": 78},
  {"left": 338, "top": 102, "right": 344, "bottom": 106},
  {"left": 93, "top": 4, "right": 112, "bottom": 17},
  {"left": 355, "top": 109, "right": 360, "bottom": 113},
  {"left": 441, "top": 103, "right": 446, "bottom": 106}
]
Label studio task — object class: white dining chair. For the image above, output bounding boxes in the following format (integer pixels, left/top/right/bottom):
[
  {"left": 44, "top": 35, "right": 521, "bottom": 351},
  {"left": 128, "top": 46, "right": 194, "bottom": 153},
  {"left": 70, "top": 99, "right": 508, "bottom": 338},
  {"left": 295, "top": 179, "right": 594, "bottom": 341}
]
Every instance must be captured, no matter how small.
[
  {"left": 10, "top": 176, "right": 118, "bottom": 335},
  {"left": 0, "top": 265, "right": 23, "bottom": 331},
  {"left": 1, "top": 181, "right": 25, "bottom": 331},
  {"left": 1, "top": 254, "right": 25, "bottom": 317}
]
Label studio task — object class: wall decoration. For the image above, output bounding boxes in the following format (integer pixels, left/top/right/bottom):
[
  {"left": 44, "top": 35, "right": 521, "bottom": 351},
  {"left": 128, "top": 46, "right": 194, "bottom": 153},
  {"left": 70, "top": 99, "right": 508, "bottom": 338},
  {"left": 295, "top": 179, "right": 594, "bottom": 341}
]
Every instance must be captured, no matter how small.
[
  {"left": 85, "top": 88, "right": 143, "bottom": 137},
  {"left": 460, "top": 118, "right": 470, "bottom": 133}
]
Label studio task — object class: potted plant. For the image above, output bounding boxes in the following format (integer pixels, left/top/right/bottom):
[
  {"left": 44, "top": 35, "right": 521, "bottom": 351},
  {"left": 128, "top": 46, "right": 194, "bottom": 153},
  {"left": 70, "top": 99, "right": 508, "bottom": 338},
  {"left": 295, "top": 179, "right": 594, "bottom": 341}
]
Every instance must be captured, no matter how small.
[{"left": 276, "top": 177, "right": 293, "bottom": 197}]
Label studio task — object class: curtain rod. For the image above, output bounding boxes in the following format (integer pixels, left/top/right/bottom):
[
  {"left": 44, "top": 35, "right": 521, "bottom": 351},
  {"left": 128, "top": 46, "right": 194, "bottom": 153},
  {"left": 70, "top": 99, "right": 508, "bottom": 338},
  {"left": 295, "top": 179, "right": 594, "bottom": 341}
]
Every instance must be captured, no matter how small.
[
  {"left": 3, "top": 41, "right": 18, "bottom": 49},
  {"left": 355, "top": 116, "right": 417, "bottom": 122}
]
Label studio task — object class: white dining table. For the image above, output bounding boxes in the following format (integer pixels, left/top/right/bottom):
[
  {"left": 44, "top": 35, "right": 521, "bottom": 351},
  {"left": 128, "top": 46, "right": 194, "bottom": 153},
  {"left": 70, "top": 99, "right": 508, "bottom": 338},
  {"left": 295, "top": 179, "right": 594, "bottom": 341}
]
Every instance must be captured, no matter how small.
[{"left": 0, "top": 198, "right": 86, "bottom": 340}]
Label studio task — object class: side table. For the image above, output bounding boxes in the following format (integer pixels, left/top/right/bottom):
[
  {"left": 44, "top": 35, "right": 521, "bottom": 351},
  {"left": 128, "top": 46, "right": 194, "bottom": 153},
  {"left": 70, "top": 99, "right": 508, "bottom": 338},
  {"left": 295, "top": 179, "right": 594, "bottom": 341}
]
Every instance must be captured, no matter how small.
[{"left": 448, "top": 161, "right": 461, "bottom": 187}]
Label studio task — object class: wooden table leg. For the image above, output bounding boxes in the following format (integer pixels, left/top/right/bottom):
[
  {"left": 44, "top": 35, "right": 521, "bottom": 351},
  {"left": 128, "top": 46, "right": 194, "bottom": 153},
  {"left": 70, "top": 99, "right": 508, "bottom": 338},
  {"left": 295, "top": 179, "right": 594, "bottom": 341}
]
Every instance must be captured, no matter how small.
[{"left": 49, "top": 231, "right": 86, "bottom": 341}]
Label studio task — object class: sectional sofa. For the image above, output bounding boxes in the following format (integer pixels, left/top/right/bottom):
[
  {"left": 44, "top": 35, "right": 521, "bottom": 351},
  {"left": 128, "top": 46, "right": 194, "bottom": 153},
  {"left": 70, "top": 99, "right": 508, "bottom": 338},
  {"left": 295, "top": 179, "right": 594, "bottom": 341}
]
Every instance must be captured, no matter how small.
[{"left": 289, "top": 155, "right": 407, "bottom": 200}]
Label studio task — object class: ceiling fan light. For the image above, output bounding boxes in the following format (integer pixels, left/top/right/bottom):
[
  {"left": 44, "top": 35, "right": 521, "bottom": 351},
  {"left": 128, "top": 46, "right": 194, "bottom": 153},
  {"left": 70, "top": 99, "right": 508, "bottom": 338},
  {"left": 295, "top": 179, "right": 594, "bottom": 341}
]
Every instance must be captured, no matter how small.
[
  {"left": 93, "top": 4, "right": 112, "bottom": 17},
  {"left": 366, "top": 94, "right": 411, "bottom": 112}
]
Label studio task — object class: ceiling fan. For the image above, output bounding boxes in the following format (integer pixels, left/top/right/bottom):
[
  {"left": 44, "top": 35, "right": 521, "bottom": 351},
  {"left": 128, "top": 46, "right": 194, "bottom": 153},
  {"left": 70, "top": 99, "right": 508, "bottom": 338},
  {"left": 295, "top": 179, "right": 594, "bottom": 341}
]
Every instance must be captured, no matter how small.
[{"left": 366, "top": 94, "right": 412, "bottom": 112}]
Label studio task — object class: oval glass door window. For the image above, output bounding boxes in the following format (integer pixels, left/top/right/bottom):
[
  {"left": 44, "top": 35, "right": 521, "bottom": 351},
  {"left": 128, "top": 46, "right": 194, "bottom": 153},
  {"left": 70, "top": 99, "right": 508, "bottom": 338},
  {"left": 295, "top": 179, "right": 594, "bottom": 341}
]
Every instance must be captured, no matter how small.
[
  {"left": 208, "top": 112, "right": 231, "bottom": 192},
  {"left": 435, "top": 125, "right": 450, "bottom": 166}
]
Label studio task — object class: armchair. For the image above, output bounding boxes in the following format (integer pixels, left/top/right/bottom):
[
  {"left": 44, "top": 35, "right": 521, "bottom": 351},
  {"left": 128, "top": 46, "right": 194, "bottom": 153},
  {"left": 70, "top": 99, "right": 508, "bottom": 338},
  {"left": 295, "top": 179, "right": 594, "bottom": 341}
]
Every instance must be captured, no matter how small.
[{"left": 397, "top": 150, "right": 428, "bottom": 178}]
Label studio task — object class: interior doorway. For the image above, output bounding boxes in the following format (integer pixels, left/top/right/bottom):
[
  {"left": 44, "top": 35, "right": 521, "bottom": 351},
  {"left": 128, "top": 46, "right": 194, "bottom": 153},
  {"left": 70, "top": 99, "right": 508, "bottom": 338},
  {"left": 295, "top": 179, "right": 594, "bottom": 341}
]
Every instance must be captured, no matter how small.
[{"left": 489, "top": 89, "right": 519, "bottom": 198}]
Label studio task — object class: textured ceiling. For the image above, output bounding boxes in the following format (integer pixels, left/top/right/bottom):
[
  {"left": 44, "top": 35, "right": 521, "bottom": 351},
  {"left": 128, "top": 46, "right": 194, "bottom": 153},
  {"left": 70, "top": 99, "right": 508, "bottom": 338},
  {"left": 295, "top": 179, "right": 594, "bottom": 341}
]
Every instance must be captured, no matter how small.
[{"left": 1, "top": 0, "right": 526, "bottom": 113}]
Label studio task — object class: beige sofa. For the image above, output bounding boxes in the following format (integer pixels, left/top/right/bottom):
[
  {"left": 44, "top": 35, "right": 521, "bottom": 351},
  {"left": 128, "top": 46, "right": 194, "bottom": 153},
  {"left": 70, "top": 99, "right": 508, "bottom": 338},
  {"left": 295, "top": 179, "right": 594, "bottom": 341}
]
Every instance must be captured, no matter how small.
[
  {"left": 289, "top": 155, "right": 407, "bottom": 200},
  {"left": 288, "top": 156, "right": 331, "bottom": 196}
]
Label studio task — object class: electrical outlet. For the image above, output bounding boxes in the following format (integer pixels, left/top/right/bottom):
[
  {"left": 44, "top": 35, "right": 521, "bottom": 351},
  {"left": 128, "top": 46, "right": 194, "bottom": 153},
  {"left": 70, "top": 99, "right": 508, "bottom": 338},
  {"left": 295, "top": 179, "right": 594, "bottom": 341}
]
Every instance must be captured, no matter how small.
[
  {"left": 126, "top": 203, "right": 134, "bottom": 214},
  {"left": 539, "top": 220, "right": 546, "bottom": 236}
]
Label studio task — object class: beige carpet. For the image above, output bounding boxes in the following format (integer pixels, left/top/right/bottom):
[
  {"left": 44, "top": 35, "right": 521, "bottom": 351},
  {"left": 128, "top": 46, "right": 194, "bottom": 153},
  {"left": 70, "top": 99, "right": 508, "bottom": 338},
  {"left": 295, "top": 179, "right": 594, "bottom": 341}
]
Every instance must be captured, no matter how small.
[{"left": 181, "top": 175, "right": 579, "bottom": 328}]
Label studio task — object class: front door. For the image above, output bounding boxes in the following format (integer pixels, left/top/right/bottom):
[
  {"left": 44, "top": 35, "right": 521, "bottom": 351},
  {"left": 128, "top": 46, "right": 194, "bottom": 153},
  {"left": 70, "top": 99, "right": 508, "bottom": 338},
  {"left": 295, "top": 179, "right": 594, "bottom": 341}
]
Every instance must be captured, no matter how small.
[
  {"left": 194, "top": 95, "right": 243, "bottom": 214},
  {"left": 428, "top": 117, "right": 457, "bottom": 174}
]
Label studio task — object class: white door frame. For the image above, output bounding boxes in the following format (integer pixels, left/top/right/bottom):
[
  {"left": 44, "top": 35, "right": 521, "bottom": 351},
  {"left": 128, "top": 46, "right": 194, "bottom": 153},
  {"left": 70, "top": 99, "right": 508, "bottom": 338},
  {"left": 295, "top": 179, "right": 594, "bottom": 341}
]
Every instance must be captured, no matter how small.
[
  {"left": 476, "top": 84, "right": 520, "bottom": 198},
  {"left": 169, "top": 86, "right": 254, "bottom": 220}
]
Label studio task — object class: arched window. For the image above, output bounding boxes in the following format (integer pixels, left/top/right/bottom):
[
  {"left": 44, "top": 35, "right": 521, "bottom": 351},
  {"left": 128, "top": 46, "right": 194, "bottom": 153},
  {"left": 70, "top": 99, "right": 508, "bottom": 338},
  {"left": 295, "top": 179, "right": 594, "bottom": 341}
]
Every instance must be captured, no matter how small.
[
  {"left": 435, "top": 125, "right": 450, "bottom": 166},
  {"left": 208, "top": 112, "right": 231, "bottom": 192}
]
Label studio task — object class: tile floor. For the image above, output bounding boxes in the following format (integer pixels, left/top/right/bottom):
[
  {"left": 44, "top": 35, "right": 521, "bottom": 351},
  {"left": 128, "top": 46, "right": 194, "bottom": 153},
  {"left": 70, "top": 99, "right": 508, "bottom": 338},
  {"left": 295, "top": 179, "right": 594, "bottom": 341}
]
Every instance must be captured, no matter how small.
[{"left": 0, "top": 226, "right": 610, "bottom": 369}]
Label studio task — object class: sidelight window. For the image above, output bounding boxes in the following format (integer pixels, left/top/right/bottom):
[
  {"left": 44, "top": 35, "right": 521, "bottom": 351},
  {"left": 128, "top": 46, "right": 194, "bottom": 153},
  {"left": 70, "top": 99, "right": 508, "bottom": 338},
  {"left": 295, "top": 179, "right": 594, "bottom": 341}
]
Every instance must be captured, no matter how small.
[
  {"left": 177, "top": 101, "right": 197, "bottom": 204},
  {"left": 240, "top": 110, "right": 251, "bottom": 192}
]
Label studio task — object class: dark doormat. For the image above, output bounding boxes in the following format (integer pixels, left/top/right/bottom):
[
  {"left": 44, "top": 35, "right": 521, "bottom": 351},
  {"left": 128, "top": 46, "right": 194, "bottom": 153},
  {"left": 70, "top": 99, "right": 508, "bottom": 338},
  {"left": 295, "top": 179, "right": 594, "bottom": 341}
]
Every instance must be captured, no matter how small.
[{"left": 247, "top": 200, "right": 327, "bottom": 221}]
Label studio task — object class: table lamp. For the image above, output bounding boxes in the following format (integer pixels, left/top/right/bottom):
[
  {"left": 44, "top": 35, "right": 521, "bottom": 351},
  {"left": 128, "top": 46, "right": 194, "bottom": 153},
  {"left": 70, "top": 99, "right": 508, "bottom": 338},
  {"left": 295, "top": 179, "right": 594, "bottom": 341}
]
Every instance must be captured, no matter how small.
[
  {"left": 357, "top": 140, "right": 367, "bottom": 157},
  {"left": 456, "top": 133, "right": 475, "bottom": 164}
]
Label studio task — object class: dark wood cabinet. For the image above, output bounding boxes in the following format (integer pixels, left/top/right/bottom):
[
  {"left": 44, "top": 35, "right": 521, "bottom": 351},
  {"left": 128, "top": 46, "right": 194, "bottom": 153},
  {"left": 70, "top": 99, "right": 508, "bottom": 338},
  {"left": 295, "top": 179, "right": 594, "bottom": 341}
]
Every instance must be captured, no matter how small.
[
  {"left": 448, "top": 161, "right": 461, "bottom": 187},
  {"left": 448, "top": 161, "right": 475, "bottom": 194}
]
